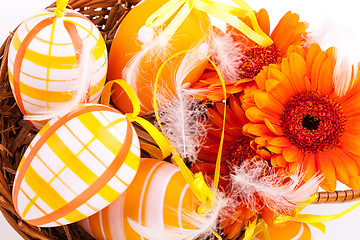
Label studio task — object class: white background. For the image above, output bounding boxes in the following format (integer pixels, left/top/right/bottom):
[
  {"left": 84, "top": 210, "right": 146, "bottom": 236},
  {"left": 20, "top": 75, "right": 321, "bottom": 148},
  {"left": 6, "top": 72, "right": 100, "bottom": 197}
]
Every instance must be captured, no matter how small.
[{"left": 1, "top": 0, "right": 360, "bottom": 239}]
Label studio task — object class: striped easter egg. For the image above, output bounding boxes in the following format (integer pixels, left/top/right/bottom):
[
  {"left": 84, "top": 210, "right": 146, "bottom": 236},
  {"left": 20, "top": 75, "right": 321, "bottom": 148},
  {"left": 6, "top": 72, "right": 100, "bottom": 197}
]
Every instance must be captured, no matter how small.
[
  {"left": 257, "top": 221, "right": 311, "bottom": 240},
  {"left": 12, "top": 104, "right": 140, "bottom": 227},
  {"left": 80, "top": 158, "right": 199, "bottom": 240},
  {"left": 7, "top": 8, "right": 107, "bottom": 130}
]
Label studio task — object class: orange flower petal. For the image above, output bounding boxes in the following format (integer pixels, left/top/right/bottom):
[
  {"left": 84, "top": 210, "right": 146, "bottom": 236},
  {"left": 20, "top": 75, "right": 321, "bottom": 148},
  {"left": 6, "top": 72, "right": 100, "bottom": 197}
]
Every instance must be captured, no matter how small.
[
  {"left": 261, "top": 205, "right": 276, "bottom": 227},
  {"left": 283, "top": 145, "right": 301, "bottom": 163},
  {"left": 230, "top": 95, "right": 249, "bottom": 126},
  {"left": 289, "top": 159, "right": 302, "bottom": 173},
  {"left": 340, "top": 132, "right": 360, "bottom": 155},
  {"left": 245, "top": 106, "right": 266, "bottom": 123},
  {"left": 267, "top": 145, "right": 284, "bottom": 154},
  {"left": 302, "top": 153, "right": 317, "bottom": 182},
  {"left": 256, "top": 8, "right": 271, "bottom": 36},
  {"left": 281, "top": 58, "right": 299, "bottom": 94},
  {"left": 327, "top": 149, "right": 350, "bottom": 185},
  {"left": 318, "top": 56, "right": 335, "bottom": 95},
  {"left": 274, "top": 154, "right": 288, "bottom": 168},
  {"left": 267, "top": 137, "right": 291, "bottom": 147},
  {"left": 335, "top": 148, "right": 359, "bottom": 177},
  {"left": 310, "top": 51, "right": 328, "bottom": 90},
  {"left": 254, "top": 92, "right": 284, "bottom": 115},
  {"left": 306, "top": 43, "right": 322, "bottom": 81},
  {"left": 266, "top": 79, "right": 293, "bottom": 105},
  {"left": 316, "top": 151, "right": 337, "bottom": 192},
  {"left": 264, "top": 118, "right": 284, "bottom": 136},
  {"left": 348, "top": 176, "right": 360, "bottom": 190},
  {"left": 289, "top": 52, "right": 308, "bottom": 93},
  {"left": 206, "top": 108, "right": 234, "bottom": 134},
  {"left": 215, "top": 102, "right": 242, "bottom": 128},
  {"left": 243, "top": 123, "right": 274, "bottom": 137}
]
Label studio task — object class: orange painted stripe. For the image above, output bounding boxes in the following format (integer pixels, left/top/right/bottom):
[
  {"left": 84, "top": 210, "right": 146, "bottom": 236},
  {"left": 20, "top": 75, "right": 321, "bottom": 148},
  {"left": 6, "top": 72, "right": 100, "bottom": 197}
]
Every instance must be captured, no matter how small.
[
  {"left": 101, "top": 207, "right": 113, "bottom": 240},
  {"left": 12, "top": 17, "right": 54, "bottom": 114},
  {"left": 13, "top": 105, "right": 119, "bottom": 221},
  {"left": 88, "top": 213, "right": 105, "bottom": 240}
]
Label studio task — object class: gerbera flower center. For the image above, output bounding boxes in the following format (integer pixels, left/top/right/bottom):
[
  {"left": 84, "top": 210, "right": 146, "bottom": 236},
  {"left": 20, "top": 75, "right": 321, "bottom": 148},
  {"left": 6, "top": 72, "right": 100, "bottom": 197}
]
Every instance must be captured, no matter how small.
[
  {"left": 228, "top": 135, "right": 257, "bottom": 165},
  {"left": 239, "top": 44, "right": 280, "bottom": 79},
  {"left": 280, "top": 92, "right": 346, "bottom": 153}
]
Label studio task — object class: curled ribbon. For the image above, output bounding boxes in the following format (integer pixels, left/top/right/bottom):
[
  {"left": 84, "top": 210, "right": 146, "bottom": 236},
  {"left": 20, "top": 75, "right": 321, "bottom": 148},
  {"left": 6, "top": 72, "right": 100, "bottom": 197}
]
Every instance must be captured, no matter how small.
[
  {"left": 101, "top": 78, "right": 222, "bottom": 239},
  {"left": 145, "top": 0, "right": 273, "bottom": 47},
  {"left": 54, "top": 0, "right": 69, "bottom": 18}
]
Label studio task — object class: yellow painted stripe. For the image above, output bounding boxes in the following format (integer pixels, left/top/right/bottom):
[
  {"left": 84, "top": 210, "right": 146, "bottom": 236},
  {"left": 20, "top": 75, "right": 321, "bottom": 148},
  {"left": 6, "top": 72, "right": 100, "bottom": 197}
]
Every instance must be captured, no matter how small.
[
  {"left": 12, "top": 29, "right": 106, "bottom": 69},
  {"left": 63, "top": 207, "right": 87, "bottom": 223},
  {"left": 13, "top": 80, "right": 105, "bottom": 104},
  {"left": 24, "top": 166, "right": 67, "bottom": 213},
  {"left": 17, "top": 81, "right": 73, "bottom": 102},
  {"left": 76, "top": 112, "right": 125, "bottom": 156},
  {"left": 45, "top": 132, "right": 119, "bottom": 203}
]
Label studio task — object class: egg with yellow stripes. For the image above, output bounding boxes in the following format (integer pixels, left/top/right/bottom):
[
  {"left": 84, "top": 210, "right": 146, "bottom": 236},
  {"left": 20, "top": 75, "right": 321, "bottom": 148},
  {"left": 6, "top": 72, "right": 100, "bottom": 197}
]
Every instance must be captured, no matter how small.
[
  {"left": 7, "top": 7, "right": 107, "bottom": 130},
  {"left": 80, "top": 158, "right": 200, "bottom": 240},
  {"left": 12, "top": 104, "right": 140, "bottom": 227}
]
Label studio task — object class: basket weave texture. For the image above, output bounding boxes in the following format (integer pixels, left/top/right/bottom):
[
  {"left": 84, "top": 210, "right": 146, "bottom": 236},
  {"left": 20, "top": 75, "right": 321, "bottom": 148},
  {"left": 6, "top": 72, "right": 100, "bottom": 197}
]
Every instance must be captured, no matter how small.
[{"left": 0, "top": 0, "right": 360, "bottom": 240}]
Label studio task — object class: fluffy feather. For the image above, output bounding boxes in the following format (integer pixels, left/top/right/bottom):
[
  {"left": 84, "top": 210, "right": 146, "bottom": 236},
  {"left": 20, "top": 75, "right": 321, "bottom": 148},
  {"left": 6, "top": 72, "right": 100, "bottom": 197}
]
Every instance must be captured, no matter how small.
[
  {"left": 155, "top": 41, "right": 211, "bottom": 163},
  {"left": 24, "top": 43, "right": 94, "bottom": 121},
  {"left": 210, "top": 30, "right": 246, "bottom": 83},
  {"left": 128, "top": 190, "right": 230, "bottom": 240},
  {"left": 122, "top": 27, "right": 171, "bottom": 103},
  {"left": 307, "top": 18, "right": 360, "bottom": 96},
  {"left": 230, "top": 158, "right": 323, "bottom": 214}
]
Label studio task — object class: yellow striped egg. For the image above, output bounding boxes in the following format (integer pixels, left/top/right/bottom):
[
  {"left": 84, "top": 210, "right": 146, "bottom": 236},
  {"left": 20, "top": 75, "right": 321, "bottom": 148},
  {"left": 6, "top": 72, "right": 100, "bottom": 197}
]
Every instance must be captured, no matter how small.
[
  {"left": 7, "top": 8, "right": 107, "bottom": 130},
  {"left": 12, "top": 104, "right": 140, "bottom": 227},
  {"left": 80, "top": 158, "right": 199, "bottom": 240}
]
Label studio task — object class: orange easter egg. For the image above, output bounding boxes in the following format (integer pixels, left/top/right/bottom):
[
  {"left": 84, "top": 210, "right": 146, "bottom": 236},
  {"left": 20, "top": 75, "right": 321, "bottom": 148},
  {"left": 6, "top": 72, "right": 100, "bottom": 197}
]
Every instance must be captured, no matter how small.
[
  {"left": 257, "top": 221, "right": 311, "bottom": 240},
  {"left": 12, "top": 104, "right": 140, "bottom": 227},
  {"left": 80, "top": 158, "right": 199, "bottom": 239},
  {"left": 7, "top": 8, "right": 107, "bottom": 130},
  {"left": 108, "top": 0, "right": 211, "bottom": 115}
]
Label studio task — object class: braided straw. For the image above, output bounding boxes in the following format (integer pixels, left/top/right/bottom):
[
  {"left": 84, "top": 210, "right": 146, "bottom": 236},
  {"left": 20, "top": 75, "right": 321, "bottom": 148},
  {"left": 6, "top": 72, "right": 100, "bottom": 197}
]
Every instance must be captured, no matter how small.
[{"left": 0, "top": 0, "right": 359, "bottom": 239}]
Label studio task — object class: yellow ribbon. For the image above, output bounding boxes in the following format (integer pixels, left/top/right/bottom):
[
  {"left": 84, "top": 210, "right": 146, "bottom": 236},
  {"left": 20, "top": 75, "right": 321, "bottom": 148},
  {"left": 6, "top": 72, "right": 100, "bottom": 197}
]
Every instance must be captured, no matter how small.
[
  {"left": 101, "top": 79, "right": 222, "bottom": 239},
  {"left": 145, "top": 0, "right": 273, "bottom": 47},
  {"left": 101, "top": 79, "right": 172, "bottom": 160},
  {"left": 275, "top": 199, "right": 360, "bottom": 234},
  {"left": 54, "top": 0, "right": 69, "bottom": 18}
]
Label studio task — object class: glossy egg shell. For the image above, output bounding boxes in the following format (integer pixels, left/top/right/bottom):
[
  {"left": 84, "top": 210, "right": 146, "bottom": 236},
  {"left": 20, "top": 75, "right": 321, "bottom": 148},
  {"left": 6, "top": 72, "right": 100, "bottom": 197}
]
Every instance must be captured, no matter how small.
[
  {"left": 12, "top": 104, "right": 140, "bottom": 227},
  {"left": 7, "top": 8, "right": 107, "bottom": 129},
  {"left": 80, "top": 158, "right": 199, "bottom": 239},
  {"left": 257, "top": 221, "right": 311, "bottom": 240},
  {"left": 108, "top": 0, "right": 211, "bottom": 115}
]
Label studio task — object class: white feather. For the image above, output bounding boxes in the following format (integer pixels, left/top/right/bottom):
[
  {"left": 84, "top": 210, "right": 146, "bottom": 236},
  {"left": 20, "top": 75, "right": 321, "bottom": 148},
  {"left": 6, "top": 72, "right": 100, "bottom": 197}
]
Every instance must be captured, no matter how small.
[
  {"left": 122, "top": 28, "right": 171, "bottom": 107},
  {"left": 155, "top": 40, "right": 211, "bottom": 163},
  {"left": 307, "top": 18, "right": 360, "bottom": 96},
  {"left": 128, "top": 190, "right": 230, "bottom": 240},
  {"left": 230, "top": 158, "right": 323, "bottom": 214},
  {"left": 24, "top": 43, "right": 94, "bottom": 121},
  {"left": 210, "top": 30, "right": 247, "bottom": 83}
]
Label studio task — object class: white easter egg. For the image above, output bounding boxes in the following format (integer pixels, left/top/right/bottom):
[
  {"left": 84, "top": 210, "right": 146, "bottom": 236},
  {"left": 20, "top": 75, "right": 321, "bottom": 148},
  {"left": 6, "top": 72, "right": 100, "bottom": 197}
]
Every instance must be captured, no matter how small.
[
  {"left": 7, "top": 8, "right": 107, "bottom": 129},
  {"left": 12, "top": 104, "right": 140, "bottom": 227}
]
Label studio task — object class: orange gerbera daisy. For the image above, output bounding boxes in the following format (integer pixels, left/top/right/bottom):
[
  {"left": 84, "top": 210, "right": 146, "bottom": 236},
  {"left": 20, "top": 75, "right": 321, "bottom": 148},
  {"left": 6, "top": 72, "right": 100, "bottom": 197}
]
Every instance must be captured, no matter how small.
[
  {"left": 241, "top": 42, "right": 360, "bottom": 192},
  {"left": 190, "top": 95, "right": 286, "bottom": 239},
  {"left": 190, "top": 9, "right": 308, "bottom": 101}
]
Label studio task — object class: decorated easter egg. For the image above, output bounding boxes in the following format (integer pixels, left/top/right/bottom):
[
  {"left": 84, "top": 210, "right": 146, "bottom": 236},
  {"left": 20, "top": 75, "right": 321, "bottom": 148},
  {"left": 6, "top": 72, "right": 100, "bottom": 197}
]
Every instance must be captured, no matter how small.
[
  {"left": 108, "top": 0, "right": 211, "bottom": 115},
  {"left": 12, "top": 104, "right": 140, "bottom": 227},
  {"left": 80, "top": 158, "right": 199, "bottom": 239},
  {"left": 7, "top": 7, "right": 107, "bottom": 130},
  {"left": 257, "top": 221, "right": 311, "bottom": 240}
]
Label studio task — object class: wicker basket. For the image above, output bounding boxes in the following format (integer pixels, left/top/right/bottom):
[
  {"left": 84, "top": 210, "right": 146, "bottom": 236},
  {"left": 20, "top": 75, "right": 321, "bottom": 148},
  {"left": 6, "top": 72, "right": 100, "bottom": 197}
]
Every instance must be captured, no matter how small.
[{"left": 0, "top": 0, "right": 360, "bottom": 239}]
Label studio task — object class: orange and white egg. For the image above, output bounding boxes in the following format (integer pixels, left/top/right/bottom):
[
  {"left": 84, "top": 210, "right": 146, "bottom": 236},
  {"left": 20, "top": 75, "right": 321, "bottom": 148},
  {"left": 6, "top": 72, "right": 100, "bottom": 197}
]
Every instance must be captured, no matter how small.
[
  {"left": 257, "top": 221, "right": 311, "bottom": 240},
  {"left": 7, "top": 8, "right": 107, "bottom": 129},
  {"left": 80, "top": 158, "right": 199, "bottom": 240},
  {"left": 12, "top": 104, "right": 140, "bottom": 227},
  {"left": 108, "top": 0, "right": 211, "bottom": 115}
]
